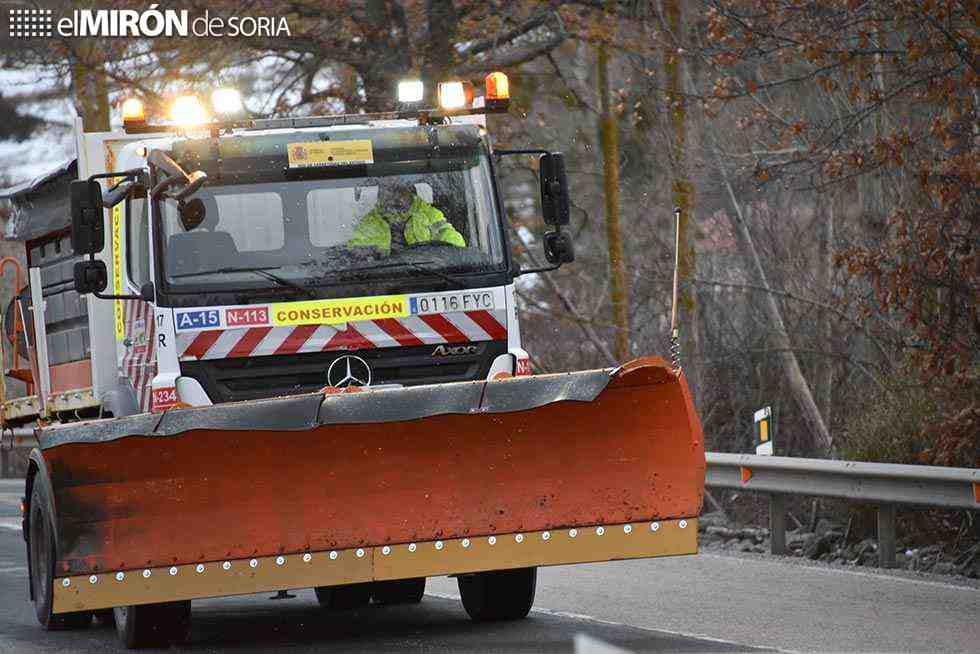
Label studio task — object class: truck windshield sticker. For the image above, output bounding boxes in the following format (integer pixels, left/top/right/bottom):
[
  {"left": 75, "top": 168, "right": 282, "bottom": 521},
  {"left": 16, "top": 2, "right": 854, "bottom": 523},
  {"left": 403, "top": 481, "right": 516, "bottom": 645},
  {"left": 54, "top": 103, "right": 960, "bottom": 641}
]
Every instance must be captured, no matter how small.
[{"left": 286, "top": 140, "right": 374, "bottom": 168}]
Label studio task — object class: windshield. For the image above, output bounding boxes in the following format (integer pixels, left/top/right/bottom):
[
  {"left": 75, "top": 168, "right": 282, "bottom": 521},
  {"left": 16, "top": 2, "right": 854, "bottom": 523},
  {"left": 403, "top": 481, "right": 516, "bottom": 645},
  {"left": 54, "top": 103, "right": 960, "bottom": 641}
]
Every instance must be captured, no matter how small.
[{"left": 155, "top": 152, "right": 504, "bottom": 295}]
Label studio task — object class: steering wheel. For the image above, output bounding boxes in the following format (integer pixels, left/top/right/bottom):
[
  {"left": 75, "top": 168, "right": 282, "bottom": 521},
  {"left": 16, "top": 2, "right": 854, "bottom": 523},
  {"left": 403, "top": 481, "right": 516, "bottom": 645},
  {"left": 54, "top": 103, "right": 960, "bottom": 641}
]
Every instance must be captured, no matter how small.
[{"left": 406, "top": 240, "right": 460, "bottom": 249}]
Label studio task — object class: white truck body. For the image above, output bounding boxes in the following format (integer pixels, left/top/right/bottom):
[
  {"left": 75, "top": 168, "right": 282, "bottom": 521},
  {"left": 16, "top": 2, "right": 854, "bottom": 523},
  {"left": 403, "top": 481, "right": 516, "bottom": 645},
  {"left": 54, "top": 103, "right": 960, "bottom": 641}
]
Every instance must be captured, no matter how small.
[{"left": 59, "top": 116, "right": 530, "bottom": 416}]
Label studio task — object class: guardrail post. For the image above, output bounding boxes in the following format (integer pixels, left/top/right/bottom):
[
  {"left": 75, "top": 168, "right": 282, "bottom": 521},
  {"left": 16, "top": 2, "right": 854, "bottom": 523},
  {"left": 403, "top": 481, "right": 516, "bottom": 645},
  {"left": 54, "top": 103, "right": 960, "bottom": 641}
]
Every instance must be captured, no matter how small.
[
  {"left": 769, "top": 494, "right": 786, "bottom": 555},
  {"left": 877, "top": 504, "right": 896, "bottom": 568}
]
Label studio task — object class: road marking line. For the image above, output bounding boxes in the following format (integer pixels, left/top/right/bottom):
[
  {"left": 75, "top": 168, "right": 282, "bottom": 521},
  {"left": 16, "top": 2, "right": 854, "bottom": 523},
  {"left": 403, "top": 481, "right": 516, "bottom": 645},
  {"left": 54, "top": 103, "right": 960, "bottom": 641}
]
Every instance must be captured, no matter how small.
[
  {"left": 0, "top": 566, "right": 27, "bottom": 574},
  {"left": 425, "top": 591, "right": 794, "bottom": 653},
  {"left": 699, "top": 552, "right": 980, "bottom": 592},
  {"left": 0, "top": 519, "right": 22, "bottom": 532}
]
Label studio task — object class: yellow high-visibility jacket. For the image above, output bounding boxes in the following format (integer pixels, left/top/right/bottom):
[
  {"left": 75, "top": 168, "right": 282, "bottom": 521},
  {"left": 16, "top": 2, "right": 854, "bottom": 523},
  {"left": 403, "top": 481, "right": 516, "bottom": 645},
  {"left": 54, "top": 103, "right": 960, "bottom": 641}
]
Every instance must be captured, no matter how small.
[{"left": 348, "top": 196, "right": 465, "bottom": 254}]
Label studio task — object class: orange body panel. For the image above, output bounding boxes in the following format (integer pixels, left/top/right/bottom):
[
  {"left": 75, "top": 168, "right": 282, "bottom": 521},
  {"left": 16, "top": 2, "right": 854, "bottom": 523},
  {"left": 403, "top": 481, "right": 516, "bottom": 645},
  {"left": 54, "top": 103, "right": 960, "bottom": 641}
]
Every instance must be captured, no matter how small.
[
  {"left": 41, "top": 358, "right": 705, "bottom": 575},
  {"left": 49, "top": 360, "right": 92, "bottom": 394}
]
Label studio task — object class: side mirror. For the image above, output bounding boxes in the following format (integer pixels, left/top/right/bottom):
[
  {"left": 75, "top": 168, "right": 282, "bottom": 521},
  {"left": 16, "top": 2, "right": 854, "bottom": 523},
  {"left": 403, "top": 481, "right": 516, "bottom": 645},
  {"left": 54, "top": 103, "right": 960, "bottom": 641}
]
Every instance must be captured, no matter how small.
[
  {"left": 543, "top": 230, "right": 574, "bottom": 264},
  {"left": 539, "top": 152, "right": 570, "bottom": 226},
  {"left": 70, "top": 180, "right": 105, "bottom": 254},
  {"left": 73, "top": 260, "right": 108, "bottom": 294},
  {"left": 178, "top": 198, "right": 206, "bottom": 231}
]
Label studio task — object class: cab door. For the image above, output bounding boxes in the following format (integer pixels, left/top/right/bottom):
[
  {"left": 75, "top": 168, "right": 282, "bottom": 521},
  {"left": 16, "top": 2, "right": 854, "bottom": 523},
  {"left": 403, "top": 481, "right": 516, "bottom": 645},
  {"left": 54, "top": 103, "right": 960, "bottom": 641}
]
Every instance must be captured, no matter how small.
[{"left": 114, "top": 193, "right": 158, "bottom": 413}]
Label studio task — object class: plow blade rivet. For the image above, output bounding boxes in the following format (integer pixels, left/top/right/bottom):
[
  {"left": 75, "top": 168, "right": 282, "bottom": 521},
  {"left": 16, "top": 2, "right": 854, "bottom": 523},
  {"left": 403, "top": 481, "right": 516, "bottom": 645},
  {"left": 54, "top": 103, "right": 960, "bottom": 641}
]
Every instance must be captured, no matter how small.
[
  {"left": 407, "top": 544, "right": 416, "bottom": 553},
  {"left": 624, "top": 525, "right": 633, "bottom": 534},
  {"left": 169, "top": 567, "right": 178, "bottom": 576},
  {"left": 196, "top": 564, "right": 205, "bottom": 574},
  {"left": 651, "top": 522, "right": 660, "bottom": 532},
  {"left": 488, "top": 536, "right": 497, "bottom": 545},
  {"left": 142, "top": 569, "right": 151, "bottom": 578},
  {"left": 515, "top": 534, "right": 524, "bottom": 543},
  {"left": 461, "top": 539, "right": 470, "bottom": 548},
  {"left": 222, "top": 562, "right": 231, "bottom": 571},
  {"left": 276, "top": 556, "right": 286, "bottom": 566},
  {"left": 569, "top": 529, "right": 578, "bottom": 538},
  {"left": 355, "top": 549, "right": 365, "bottom": 558},
  {"left": 330, "top": 551, "right": 339, "bottom": 560},
  {"left": 89, "top": 575, "right": 98, "bottom": 584},
  {"left": 303, "top": 553, "right": 312, "bottom": 562},
  {"left": 679, "top": 520, "right": 688, "bottom": 529},
  {"left": 382, "top": 546, "right": 391, "bottom": 556},
  {"left": 435, "top": 541, "right": 444, "bottom": 551},
  {"left": 116, "top": 572, "right": 125, "bottom": 581},
  {"left": 250, "top": 559, "right": 258, "bottom": 568},
  {"left": 542, "top": 531, "right": 551, "bottom": 541},
  {"left": 596, "top": 527, "right": 605, "bottom": 536},
  {"left": 62, "top": 579, "right": 70, "bottom": 587}
]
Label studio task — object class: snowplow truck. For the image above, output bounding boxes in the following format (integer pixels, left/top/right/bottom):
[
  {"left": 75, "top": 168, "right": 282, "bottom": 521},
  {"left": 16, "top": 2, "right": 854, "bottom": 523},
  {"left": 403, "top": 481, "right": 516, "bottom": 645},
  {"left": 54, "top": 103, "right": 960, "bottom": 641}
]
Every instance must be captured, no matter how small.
[{"left": 5, "top": 77, "right": 705, "bottom": 648}]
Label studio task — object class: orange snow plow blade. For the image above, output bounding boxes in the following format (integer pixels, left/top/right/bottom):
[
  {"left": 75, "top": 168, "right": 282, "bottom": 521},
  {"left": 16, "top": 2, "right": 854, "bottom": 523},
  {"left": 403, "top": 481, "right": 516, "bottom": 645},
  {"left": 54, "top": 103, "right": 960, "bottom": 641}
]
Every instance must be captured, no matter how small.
[{"left": 35, "top": 357, "right": 704, "bottom": 613}]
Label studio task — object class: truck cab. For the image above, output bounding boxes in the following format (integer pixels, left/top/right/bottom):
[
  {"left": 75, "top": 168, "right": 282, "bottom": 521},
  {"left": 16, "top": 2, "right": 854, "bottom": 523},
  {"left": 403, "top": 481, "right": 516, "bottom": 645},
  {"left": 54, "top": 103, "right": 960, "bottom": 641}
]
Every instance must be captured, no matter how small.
[{"left": 66, "top": 82, "right": 573, "bottom": 416}]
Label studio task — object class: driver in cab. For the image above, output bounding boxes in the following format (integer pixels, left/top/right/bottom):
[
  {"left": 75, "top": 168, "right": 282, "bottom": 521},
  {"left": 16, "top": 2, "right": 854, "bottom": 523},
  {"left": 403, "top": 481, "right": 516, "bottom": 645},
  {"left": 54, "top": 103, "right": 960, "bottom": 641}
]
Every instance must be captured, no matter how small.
[{"left": 347, "top": 179, "right": 465, "bottom": 255}]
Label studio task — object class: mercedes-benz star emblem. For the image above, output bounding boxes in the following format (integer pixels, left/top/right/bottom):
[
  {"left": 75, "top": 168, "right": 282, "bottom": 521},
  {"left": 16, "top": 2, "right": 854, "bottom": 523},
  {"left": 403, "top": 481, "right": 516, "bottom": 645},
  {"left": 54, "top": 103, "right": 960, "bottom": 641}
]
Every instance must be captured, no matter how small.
[{"left": 326, "top": 355, "right": 372, "bottom": 388}]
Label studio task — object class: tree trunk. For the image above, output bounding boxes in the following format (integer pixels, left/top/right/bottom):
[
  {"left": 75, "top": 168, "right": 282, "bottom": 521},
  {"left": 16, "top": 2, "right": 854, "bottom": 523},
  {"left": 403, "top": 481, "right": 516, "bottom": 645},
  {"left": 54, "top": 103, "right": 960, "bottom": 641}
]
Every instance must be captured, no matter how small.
[
  {"left": 71, "top": 46, "right": 109, "bottom": 133},
  {"left": 715, "top": 150, "right": 834, "bottom": 455},
  {"left": 663, "top": 0, "right": 698, "bottom": 392},
  {"left": 819, "top": 196, "right": 835, "bottom": 428},
  {"left": 596, "top": 40, "right": 630, "bottom": 361},
  {"left": 423, "top": 0, "right": 459, "bottom": 83}
]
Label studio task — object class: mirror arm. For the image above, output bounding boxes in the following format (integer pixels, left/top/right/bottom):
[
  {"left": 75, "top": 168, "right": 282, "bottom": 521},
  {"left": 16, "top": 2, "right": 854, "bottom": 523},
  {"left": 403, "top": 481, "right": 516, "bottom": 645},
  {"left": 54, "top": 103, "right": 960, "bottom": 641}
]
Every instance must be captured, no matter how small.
[
  {"left": 494, "top": 148, "right": 550, "bottom": 157},
  {"left": 87, "top": 168, "right": 143, "bottom": 183},
  {"left": 83, "top": 253, "right": 145, "bottom": 301},
  {"left": 151, "top": 176, "right": 178, "bottom": 200},
  {"left": 517, "top": 263, "right": 560, "bottom": 276},
  {"left": 102, "top": 180, "right": 134, "bottom": 208}
]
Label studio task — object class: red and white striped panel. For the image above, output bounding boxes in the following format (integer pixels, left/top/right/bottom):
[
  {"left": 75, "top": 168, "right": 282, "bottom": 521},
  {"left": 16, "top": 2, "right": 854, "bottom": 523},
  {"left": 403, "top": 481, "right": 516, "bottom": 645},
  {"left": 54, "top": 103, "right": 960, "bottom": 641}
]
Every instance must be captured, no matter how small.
[
  {"left": 120, "top": 299, "right": 158, "bottom": 412},
  {"left": 177, "top": 310, "right": 507, "bottom": 361}
]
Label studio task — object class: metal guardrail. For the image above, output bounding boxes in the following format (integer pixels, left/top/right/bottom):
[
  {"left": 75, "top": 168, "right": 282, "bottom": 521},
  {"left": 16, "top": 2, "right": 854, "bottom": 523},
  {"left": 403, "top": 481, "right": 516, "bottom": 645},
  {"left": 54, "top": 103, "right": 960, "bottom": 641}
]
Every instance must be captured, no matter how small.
[{"left": 705, "top": 453, "right": 980, "bottom": 567}]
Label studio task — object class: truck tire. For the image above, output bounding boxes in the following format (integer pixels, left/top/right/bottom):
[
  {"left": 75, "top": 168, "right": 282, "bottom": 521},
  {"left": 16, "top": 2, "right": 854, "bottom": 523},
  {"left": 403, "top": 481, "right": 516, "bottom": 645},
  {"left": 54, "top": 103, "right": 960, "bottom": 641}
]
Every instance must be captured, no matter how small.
[
  {"left": 93, "top": 608, "right": 116, "bottom": 627},
  {"left": 27, "top": 478, "right": 92, "bottom": 630},
  {"left": 113, "top": 601, "right": 191, "bottom": 649},
  {"left": 372, "top": 578, "right": 426, "bottom": 605},
  {"left": 457, "top": 567, "right": 536, "bottom": 621},
  {"left": 314, "top": 582, "right": 372, "bottom": 610}
]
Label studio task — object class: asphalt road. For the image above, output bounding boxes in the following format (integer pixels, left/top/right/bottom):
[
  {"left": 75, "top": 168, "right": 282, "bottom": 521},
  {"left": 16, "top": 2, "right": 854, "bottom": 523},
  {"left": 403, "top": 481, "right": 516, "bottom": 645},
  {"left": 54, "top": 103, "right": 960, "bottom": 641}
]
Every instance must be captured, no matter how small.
[{"left": 1, "top": 479, "right": 978, "bottom": 652}]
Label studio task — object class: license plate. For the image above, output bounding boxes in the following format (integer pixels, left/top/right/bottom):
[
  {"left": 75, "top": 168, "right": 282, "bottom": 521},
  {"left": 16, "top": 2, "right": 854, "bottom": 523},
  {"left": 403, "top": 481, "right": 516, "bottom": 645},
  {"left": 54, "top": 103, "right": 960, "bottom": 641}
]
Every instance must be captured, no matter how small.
[{"left": 409, "top": 291, "right": 495, "bottom": 315}]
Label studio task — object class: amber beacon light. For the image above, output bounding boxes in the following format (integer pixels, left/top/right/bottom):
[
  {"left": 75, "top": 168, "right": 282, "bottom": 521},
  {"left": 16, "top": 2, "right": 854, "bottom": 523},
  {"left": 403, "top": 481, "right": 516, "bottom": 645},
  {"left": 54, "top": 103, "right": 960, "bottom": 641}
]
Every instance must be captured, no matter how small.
[
  {"left": 484, "top": 71, "right": 510, "bottom": 110},
  {"left": 121, "top": 98, "right": 146, "bottom": 128}
]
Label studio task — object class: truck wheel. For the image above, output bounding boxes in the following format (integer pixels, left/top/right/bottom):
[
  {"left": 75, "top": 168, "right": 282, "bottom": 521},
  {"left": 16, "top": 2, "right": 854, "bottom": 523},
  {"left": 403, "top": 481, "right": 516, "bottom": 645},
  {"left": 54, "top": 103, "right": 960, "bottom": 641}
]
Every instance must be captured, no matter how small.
[
  {"left": 314, "top": 582, "right": 372, "bottom": 610},
  {"left": 457, "top": 567, "right": 536, "bottom": 621},
  {"left": 372, "top": 578, "right": 426, "bottom": 605},
  {"left": 27, "top": 479, "right": 92, "bottom": 630},
  {"left": 93, "top": 608, "right": 115, "bottom": 627},
  {"left": 113, "top": 601, "right": 191, "bottom": 649}
]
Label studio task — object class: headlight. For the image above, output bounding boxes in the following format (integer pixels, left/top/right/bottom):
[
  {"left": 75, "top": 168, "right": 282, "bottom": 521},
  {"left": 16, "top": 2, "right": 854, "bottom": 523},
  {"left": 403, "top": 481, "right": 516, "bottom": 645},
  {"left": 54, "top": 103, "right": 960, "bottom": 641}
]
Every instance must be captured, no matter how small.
[
  {"left": 170, "top": 95, "right": 209, "bottom": 126},
  {"left": 211, "top": 88, "right": 244, "bottom": 115},
  {"left": 397, "top": 80, "right": 424, "bottom": 104},
  {"left": 437, "top": 81, "right": 472, "bottom": 110}
]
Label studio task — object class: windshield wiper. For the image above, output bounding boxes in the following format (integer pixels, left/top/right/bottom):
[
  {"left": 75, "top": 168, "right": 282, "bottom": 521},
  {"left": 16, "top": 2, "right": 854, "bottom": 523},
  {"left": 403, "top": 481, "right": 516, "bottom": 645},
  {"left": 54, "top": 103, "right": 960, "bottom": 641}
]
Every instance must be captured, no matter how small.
[
  {"left": 172, "top": 265, "right": 317, "bottom": 298},
  {"left": 398, "top": 261, "right": 469, "bottom": 289},
  {"left": 314, "top": 260, "right": 468, "bottom": 289}
]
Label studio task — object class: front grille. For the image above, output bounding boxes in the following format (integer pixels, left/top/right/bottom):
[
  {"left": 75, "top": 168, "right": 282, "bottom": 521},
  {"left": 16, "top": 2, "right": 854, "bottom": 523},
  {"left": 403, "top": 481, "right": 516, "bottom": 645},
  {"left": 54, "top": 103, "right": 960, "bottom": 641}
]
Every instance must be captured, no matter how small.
[{"left": 180, "top": 341, "right": 508, "bottom": 403}]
